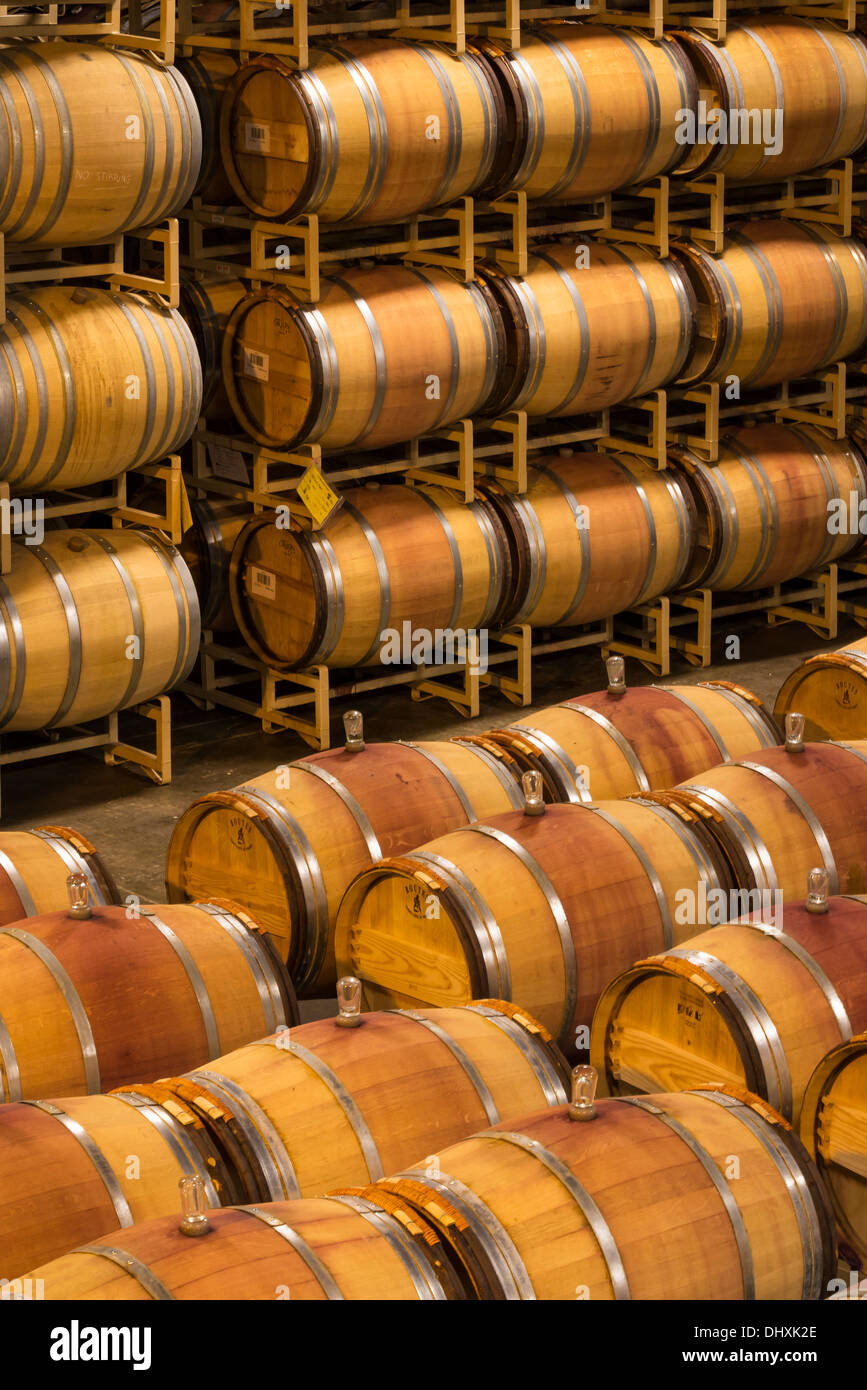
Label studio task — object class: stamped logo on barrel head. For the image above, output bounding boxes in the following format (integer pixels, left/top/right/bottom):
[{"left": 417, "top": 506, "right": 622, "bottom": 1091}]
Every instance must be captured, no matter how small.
[
  {"left": 229, "top": 815, "right": 254, "bottom": 852},
  {"left": 405, "top": 883, "right": 440, "bottom": 920},
  {"left": 835, "top": 678, "right": 859, "bottom": 710}
]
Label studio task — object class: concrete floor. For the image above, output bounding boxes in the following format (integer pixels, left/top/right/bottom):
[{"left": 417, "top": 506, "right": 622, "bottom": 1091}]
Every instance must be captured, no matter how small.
[{"left": 2, "top": 611, "right": 857, "bottom": 904}]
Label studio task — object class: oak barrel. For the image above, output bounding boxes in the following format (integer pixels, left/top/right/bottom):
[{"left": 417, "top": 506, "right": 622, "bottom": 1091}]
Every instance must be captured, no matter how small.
[
  {"left": 672, "top": 221, "right": 867, "bottom": 388},
  {"left": 123, "top": 1000, "right": 569, "bottom": 1203},
  {"left": 0, "top": 528, "right": 200, "bottom": 732},
  {"left": 0, "top": 900, "right": 298, "bottom": 1101},
  {"left": 478, "top": 24, "right": 695, "bottom": 201},
  {"left": 482, "top": 242, "right": 695, "bottom": 417},
  {"left": 669, "top": 424, "right": 867, "bottom": 590},
  {"left": 221, "top": 39, "right": 500, "bottom": 224},
  {"left": 0, "top": 41, "right": 200, "bottom": 246},
  {"left": 0, "top": 826, "right": 118, "bottom": 924},
  {"left": 480, "top": 450, "right": 696, "bottom": 629},
  {"left": 179, "top": 273, "right": 247, "bottom": 418},
  {"left": 0, "top": 1090, "right": 237, "bottom": 1280},
  {"left": 368, "top": 1086, "right": 836, "bottom": 1299},
  {"left": 650, "top": 739, "right": 867, "bottom": 899},
  {"left": 775, "top": 636, "right": 867, "bottom": 741},
  {"left": 334, "top": 797, "right": 734, "bottom": 1051},
  {"left": 800, "top": 1032, "right": 867, "bottom": 1266},
  {"left": 179, "top": 496, "right": 250, "bottom": 631},
  {"left": 674, "top": 19, "right": 867, "bottom": 183},
  {"left": 461, "top": 676, "right": 778, "bottom": 803},
  {"left": 591, "top": 892, "right": 867, "bottom": 1121},
  {"left": 165, "top": 736, "right": 522, "bottom": 992},
  {"left": 0, "top": 286, "right": 202, "bottom": 490},
  {"left": 228, "top": 483, "right": 511, "bottom": 670},
  {"left": 222, "top": 267, "right": 504, "bottom": 451},
  {"left": 25, "top": 1194, "right": 463, "bottom": 1300},
  {"left": 176, "top": 50, "right": 239, "bottom": 204}
]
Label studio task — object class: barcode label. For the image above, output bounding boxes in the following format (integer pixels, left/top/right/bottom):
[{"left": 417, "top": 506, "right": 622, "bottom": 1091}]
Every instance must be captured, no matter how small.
[
  {"left": 245, "top": 121, "right": 271, "bottom": 153},
  {"left": 243, "top": 347, "right": 269, "bottom": 382},
  {"left": 250, "top": 566, "right": 277, "bottom": 600}
]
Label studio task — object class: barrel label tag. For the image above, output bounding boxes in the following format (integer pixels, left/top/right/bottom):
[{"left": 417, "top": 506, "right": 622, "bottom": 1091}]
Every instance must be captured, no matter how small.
[
  {"left": 243, "top": 347, "right": 269, "bottom": 382},
  {"left": 208, "top": 443, "right": 249, "bottom": 485},
  {"left": 249, "top": 567, "right": 277, "bottom": 602},
  {"left": 244, "top": 121, "right": 271, "bottom": 153},
  {"left": 297, "top": 465, "right": 342, "bottom": 528}
]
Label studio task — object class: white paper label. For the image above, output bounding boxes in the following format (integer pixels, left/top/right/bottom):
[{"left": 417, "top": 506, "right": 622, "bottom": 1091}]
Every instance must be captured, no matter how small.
[
  {"left": 245, "top": 121, "right": 271, "bottom": 153},
  {"left": 208, "top": 444, "right": 249, "bottom": 484},
  {"left": 243, "top": 347, "right": 269, "bottom": 382},
  {"left": 250, "top": 566, "right": 277, "bottom": 600}
]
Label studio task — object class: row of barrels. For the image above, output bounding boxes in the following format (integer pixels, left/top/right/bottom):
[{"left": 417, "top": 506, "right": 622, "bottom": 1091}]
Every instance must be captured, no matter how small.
[
  {"left": 13, "top": 1077, "right": 852, "bottom": 1300},
  {"left": 2, "top": 421, "right": 859, "bottom": 733},
  {"left": 3, "top": 19, "right": 865, "bottom": 251},
  {"left": 10, "top": 216, "right": 867, "bottom": 486},
  {"left": 3, "top": 222, "right": 867, "bottom": 491},
  {"left": 195, "top": 18, "right": 867, "bottom": 223},
  {"left": 1, "top": 733, "right": 865, "bottom": 1284},
  {"left": 220, "top": 425, "right": 866, "bottom": 669},
  {"left": 0, "top": 916, "right": 860, "bottom": 1296},
  {"left": 218, "top": 220, "right": 867, "bottom": 453}
]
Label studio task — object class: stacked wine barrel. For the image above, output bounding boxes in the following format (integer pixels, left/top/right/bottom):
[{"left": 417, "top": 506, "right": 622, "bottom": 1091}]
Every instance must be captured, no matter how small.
[
  {"left": 0, "top": 36, "right": 206, "bottom": 733},
  {"left": 152, "top": 13, "right": 867, "bottom": 668}
]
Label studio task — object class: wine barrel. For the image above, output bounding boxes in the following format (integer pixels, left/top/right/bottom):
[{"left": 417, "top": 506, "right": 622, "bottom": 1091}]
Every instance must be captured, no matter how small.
[
  {"left": 674, "top": 19, "right": 867, "bottom": 183},
  {"left": 800, "top": 1032, "right": 867, "bottom": 1266},
  {"left": 650, "top": 738, "right": 867, "bottom": 898},
  {"left": 0, "top": 1090, "right": 238, "bottom": 1280},
  {"left": 228, "top": 482, "right": 511, "bottom": 671},
  {"left": 176, "top": 50, "right": 239, "bottom": 204},
  {"left": 334, "top": 797, "right": 734, "bottom": 1051},
  {"left": 121, "top": 1001, "right": 569, "bottom": 1203},
  {"left": 0, "top": 900, "right": 298, "bottom": 1101},
  {"left": 367, "top": 1085, "right": 836, "bottom": 1299},
  {"left": 480, "top": 450, "right": 696, "bottom": 629},
  {"left": 591, "top": 891, "right": 867, "bottom": 1122},
  {"left": 179, "top": 496, "right": 251, "bottom": 631},
  {"left": 25, "top": 1193, "right": 463, "bottom": 1300},
  {"left": 669, "top": 424, "right": 867, "bottom": 590},
  {"left": 775, "top": 636, "right": 867, "bottom": 742},
  {"left": 0, "top": 41, "right": 201, "bottom": 247},
  {"left": 179, "top": 273, "right": 247, "bottom": 418},
  {"left": 221, "top": 39, "right": 500, "bottom": 225},
  {"left": 482, "top": 241, "right": 695, "bottom": 418},
  {"left": 165, "top": 735, "right": 522, "bottom": 992},
  {"left": 477, "top": 24, "right": 695, "bottom": 201},
  {"left": 672, "top": 221, "right": 867, "bottom": 389},
  {"left": 461, "top": 676, "right": 778, "bottom": 803},
  {"left": 0, "top": 286, "right": 202, "bottom": 490},
  {"left": 222, "top": 268, "right": 504, "bottom": 451},
  {"left": 0, "top": 529, "right": 200, "bottom": 732},
  {"left": 0, "top": 826, "right": 118, "bottom": 924}
]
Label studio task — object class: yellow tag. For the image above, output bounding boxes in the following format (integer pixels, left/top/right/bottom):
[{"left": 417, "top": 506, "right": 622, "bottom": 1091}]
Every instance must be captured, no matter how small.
[{"left": 297, "top": 465, "right": 341, "bottom": 528}]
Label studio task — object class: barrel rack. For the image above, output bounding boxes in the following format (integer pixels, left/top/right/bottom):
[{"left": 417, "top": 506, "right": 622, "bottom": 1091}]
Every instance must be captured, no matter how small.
[
  {"left": 0, "top": 0, "right": 177, "bottom": 60},
  {"left": 0, "top": 207, "right": 187, "bottom": 807},
  {"left": 591, "top": 0, "right": 855, "bottom": 41},
  {"left": 0, "top": 700, "right": 172, "bottom": 818},
  {"left": 179, "top": 166, "right": 857, "bottom": 308},
  {"left": 181, "top": 618, "right": 618, "bottom": 747},
  {"left": 605, "top": 554, "right": 867, "bottom": 676},
  {"left": 174, "top": 0, "right": 607, "bottom": 63}
]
